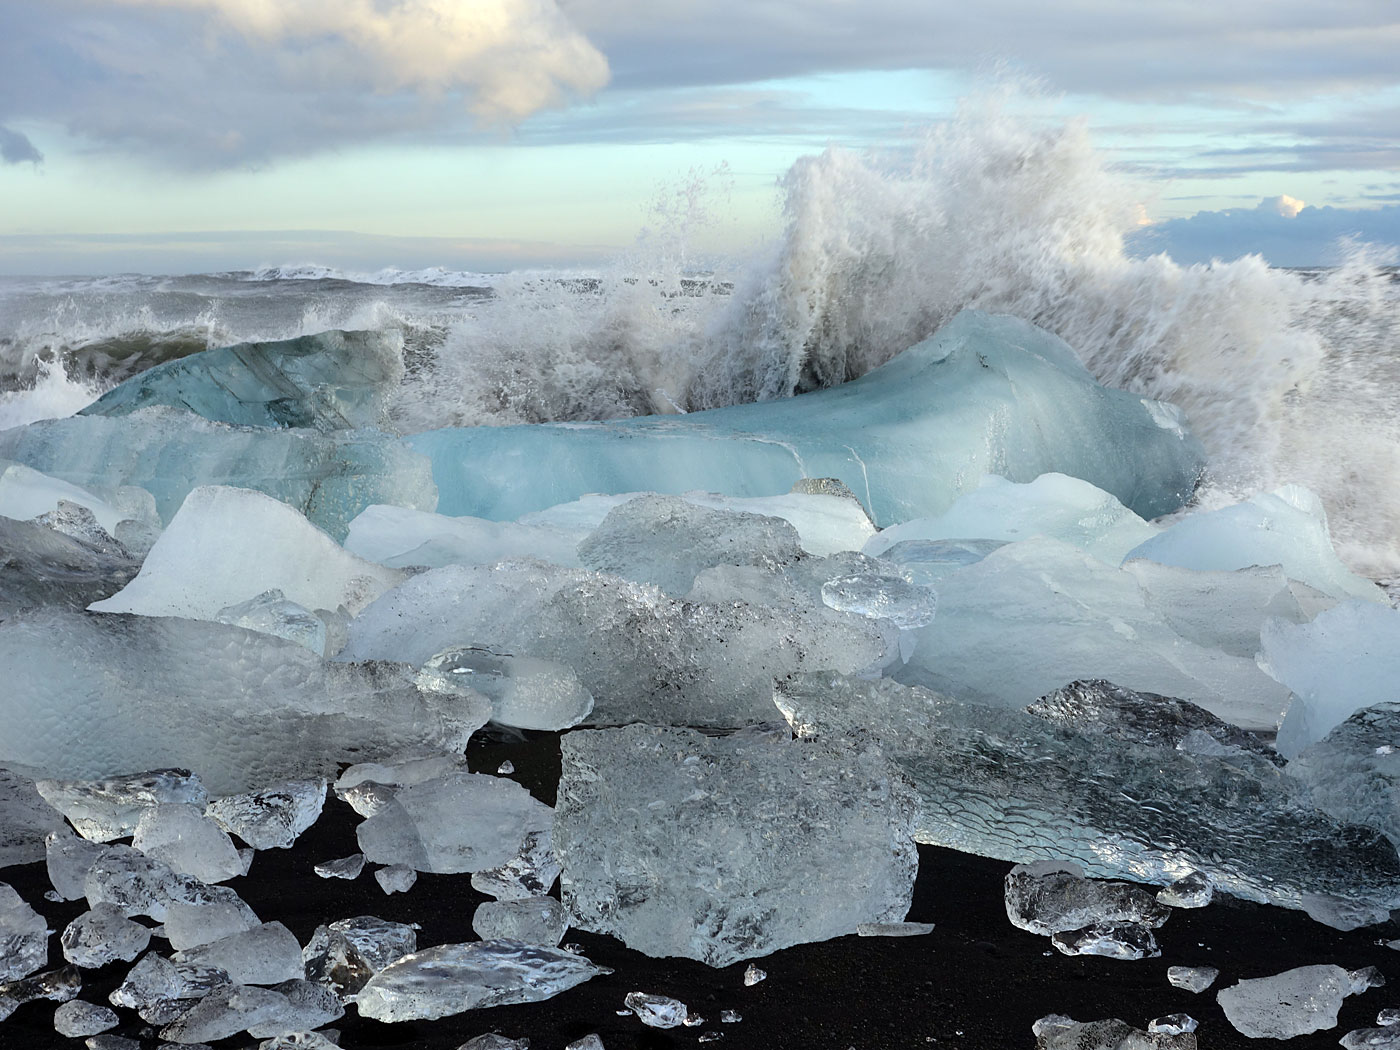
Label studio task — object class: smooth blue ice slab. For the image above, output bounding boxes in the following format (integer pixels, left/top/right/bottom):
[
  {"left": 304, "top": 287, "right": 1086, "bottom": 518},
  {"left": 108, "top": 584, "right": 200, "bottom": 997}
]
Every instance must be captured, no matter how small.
[{"left": 409, "top": 311, "right": 1205, "bottom": 525}]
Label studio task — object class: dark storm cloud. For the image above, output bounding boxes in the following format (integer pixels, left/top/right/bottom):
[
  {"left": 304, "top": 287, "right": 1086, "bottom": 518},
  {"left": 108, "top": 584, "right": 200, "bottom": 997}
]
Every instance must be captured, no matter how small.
[
  {"left": 0, "top": 125, "right": 43, "bottom": 164},
  {"left": 1131, "top": 200, "right": 1400, "bottom": 266}
]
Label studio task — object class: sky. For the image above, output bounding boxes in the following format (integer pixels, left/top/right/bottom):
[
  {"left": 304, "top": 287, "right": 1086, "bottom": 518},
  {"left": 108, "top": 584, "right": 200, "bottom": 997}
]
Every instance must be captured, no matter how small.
[{"left": 1, "top": 0, "right": 1399, "bottom": 273}]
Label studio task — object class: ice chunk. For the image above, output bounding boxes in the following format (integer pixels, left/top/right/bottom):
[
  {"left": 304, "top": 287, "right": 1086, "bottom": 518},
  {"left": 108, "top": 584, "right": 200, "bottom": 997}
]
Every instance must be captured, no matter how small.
[
  {"left": 458, "top": 1035, "right": 531, "bottom": 1050},
  {"left": 624, "top": 991, "right": 690, "bottom": 1028},
  {"left": 471, "top": 897, "right": 568, "bottom": 947},
  {"left": 865, "top": 473, "right": 1158, "bottom": 564},
  {"left": 0, "top": 462, "right": 138, "bottom": 536},
  {"left": 205, "top": 780, "right": 326, "bottom": 851},
  {"left": 91, "top": 486, "right": 402, "bottom": 621},
  {"left": 163, "top": 896, "right": 261, "bottom": 952},
  {"left": 0, "top": 406, "right": 437, "bottom": 541},
  {"left": 1155, "top": 872, "right": 1213, "bottom": 909},
  {"left": 855, "top": 922, "right": 935, "bottom": 937},
  {"left": 0, "top": 768, "right": 68, "bottom": 868},
  {"left": 244, "top": 980, "right": 343, "bottom": 1038},
  {"left": 1148, "top": 1015, "right": 1197, "bottom": 1036},
  {"left": 374, "top": 866, "right": 417, "bottom": 895},
  {"left": 53, "top": 1000, "right": 119, "bottom": 1038},
  {"left": 302, "top": 916, "right": 417, "bottom": 1000},
  {"left": 314, "top": 855, "right": 365, "bottom": 880},
  {"left": 46, "top": 832, "right": 108, "bottom": 901},
  {"left": 172, "top": 922, "right": 304, "bottom": 986},
  {"left": 2, "top": 611, "right": 483, "bottom": 795},
  {"left": 1032, "top": 1014, "right": 1197, "bottom": 1049},
  {"left": 819, "top": 573, "right": 936, "bottom": 634},
  {"left": 1217, "top": 964, "right": 1361, "bottom": 1038},
  {"left": 1004, "top": 861, "right": 1170, "bottom": 935},
  {"left": 1380, "top": 1007, "right": 1400, "bottom": 1026},
  {"left": 356, "top": 772, "right": 552, "bottom": 875},
  {"left": 470, "top": 829, "right": 561, "bottom": 902},
  {"left": 355, "top": 940, "right": 611, "bottom": 1021},
  {"left": 0, "top": 964, "right": 80, "bottom": 1019},
  {"left": 411, "top": 311, "right": 1205, "bottom": 525},
  {"left": 80, "top": 329, "right": 404, "bottom": 432},
  {"left": 565, "top": 1035, "right": 604, "bottom": 1050},
  {"left": 1264, "top": 601, "right": 1400, "bottom": 758},
  {"left": 109, "top": 952, "right": 232, "bottom": 1023},
  {"left": 133, "top": 803, "right": 246, "bottom": 884},
  {"left": 1343, "top": 1028, "right": 1400, "bottom": 1049},
  {"left": 1050, "top": 922, "right": 1159, "bottom": 960},
  {"left": 743, "top": 964, "right": 765, "bottom": 986},
  {"left": 0, "top": 515, "right": 140, "bottom": 619},
  {"left": 158, "top": 983, "right": 295, "bottom": 1043},
  {"left": 342, "top": 560, "right": 892, "bottom": 727},
  {"left": 36, "top": 769, "right": 206, "bottom": 843},
  {"left": 554, "top": 725, "right": 920, "bottom": 967},
  {"left": 61, "top": 903, "right": 152, "bottom": 967},
  {"left": 774, "top": 673, "right": 1400, "bottom": 913},
  {"left": 1126, "top": 486, "right": 1385, "bottom": 603},
  {"left": 417, "top": 647, "right": 593, "bottom": 731},
  {"left": 217, "top": 591, "right": 329, "bottom": 655},
  {"left": 345, "top": 503, "right": 585, "bottom": 570},
  {"left": 0, "top": 883, "right": 49, "bottom": 983},
  {"left": 1166, "top": 966, "right": 1218, "bottom": 993},
  {"left": 876, "top": 537, "right": 1006, "bottom": 587}
]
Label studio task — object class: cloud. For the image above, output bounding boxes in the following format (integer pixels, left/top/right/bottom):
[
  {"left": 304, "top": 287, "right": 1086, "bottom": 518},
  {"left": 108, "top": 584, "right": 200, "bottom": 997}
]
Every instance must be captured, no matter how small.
[
  {"left": 1262, "top": 194, "right": 1305, "bottom": 217},
  {"left": 0, "top": 125, "right": 43, "bottom": 165}
]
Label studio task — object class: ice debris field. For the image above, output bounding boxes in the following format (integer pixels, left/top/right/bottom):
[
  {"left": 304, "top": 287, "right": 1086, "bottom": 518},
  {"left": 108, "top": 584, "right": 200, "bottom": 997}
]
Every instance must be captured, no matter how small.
[{"left": 2, "top": 309, "right": 1400, "bottom": 1048}]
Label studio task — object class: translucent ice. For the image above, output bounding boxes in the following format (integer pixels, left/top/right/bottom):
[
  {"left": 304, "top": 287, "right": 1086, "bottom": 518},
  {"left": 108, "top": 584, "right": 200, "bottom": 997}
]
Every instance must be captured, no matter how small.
[
  {"left": 36, "top": 769, "right": 207, "bottom": 843},
  {"left": 1217, "top": 964, "right": 1361, "bottom": 1038},
  {"left": 109, "top": 952, "right": 232, "bottom": 1023},
  {"left": 1050, "top": 922, "right": 1159, "bottom": 960},
  {"left": 0, "top": 883, "right": 49, "bottom": 982},
  {"left": 133, "top": 803, "right": 246, "bottom": 884},
  {"left": 302, "top": 916, "right": 418, "bottom": 1000},
  {"left": 410, "top": 311, "right": 1205, "bottom": 525},
  {"left": 416, "top": 647, "right": 594, "bottom": 731},
  {"left": 163, "top": 896, "right": 262, "bottom": 952},
  {"left": 743, "top": 964, "right": 766, "bottom": 986},
  {"left": 158, "top": 983, "right": 297, "bottom": 1043},
  {"left": 458, "top": 1035, "right": 531, "bottom": 1050},
  {"left": 0, "top": 965, "right": 80, "bottom": 1019},
  {"left": 565, "top": 1035, "right": 605, "bottom": 1050},
  {"left": 1155, "top": 872, "right": 1213, "bottom": 909},
  {"left": 205, "top": 780, "right": 326, "bottom": 851},
  {"left": 1148, "top": 1015, "right": 1197, "bottom": 1036},
  {"left": 1166, "top": 966, "right": 1218, "bottom": 993},
  {"left": 355, "top": 940, "right": 611, "bottom": 1021},
  {"left": 53, "top": 1000, "right": 119, "bottom": 1038},
  {"left": 1343, "top": 1028, "right": 1400, "bottom": 1049},
  {"left": 470, "top": 828, "right": 562, "bottom": 902},
  {"left": 624, "top": 991, "right": 690, "bottom": 1028},
  {"left": 1004, "top": 861, "right": 1170, "bottom": 936},
  {"left": 1032, "top": 1014, "right": 1197, "bottom": 1050},
  {"left": 61, "top": 903, "right": 152, "bottom": 967},
  {"left": 554, "top": 725, "right": 920, "bottom": 967},
  {"left": 46, "top": 832, "right": 108, "bottom": 901},
  {"left": 216, "top": 591, "right": 330, "bottom": 655},
  {"left": 1287, "top": 702, "right": 1400, "bottom": 859},
  {"left": 819, "top": 572, "right": 936, "bottom": 632},
  {"left": 0, "top": 461, "right": 140, "bottom": 536},
  {"left": 0, "top": 515, "right": 140, "bottom": 619},
  {"left": 345, "top": 504, "right": 586, "bottom": 570},
  {"left": 243, "top": 980, "right": 344, "bottom": 1039},
  {"left": 172, "top": 922, "right": 305, "bottom": 986},
  {"left": 471, "top": 897, "right": 568, "bottom": 947},
  {"left": 0, "top": 768, "right": 68, "bottom": 868},
  {"left": 374, "top": 866, "right": 416, "bottom": 895},
  {"left": 855, "top": 922, "right": 935, "bottom": 937},
  {"left": 314, "top": 855, "right": 365, "bottom": 881}
]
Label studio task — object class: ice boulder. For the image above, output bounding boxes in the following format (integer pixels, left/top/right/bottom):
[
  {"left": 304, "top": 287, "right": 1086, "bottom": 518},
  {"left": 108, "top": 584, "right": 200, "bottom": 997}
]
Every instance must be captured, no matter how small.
[
  {"left": 1217, "top": 964, "right": 1369, "bottom": 1039},
  {"left": 554, "top": 725, "right": 919, "bottom": 966},
  {"left": 78, "top": 329, "right": 404, "bottom": 432},
  {"left": 409, "top": 311, "right": 1205, "bottom": 525}
]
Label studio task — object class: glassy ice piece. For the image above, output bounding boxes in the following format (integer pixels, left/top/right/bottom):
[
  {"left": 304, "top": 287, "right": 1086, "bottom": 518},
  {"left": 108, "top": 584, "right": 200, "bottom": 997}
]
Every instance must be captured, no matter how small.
[
  {"left": 1032, "top": 1014, "right": 1197, "bottom": 1050},
  {"left": 417, "top": 647, "right": 593, "bottom": 731},
  {"left": 471, "top": 897, "right": 567, "bottom": 947},
  {"left": 743, "top": 965, "right": 765, "bottom": 986},
  {"left": 86, "top": 1036, "right": 141, "bottom": 1050},
  {"left": 1343, "top": 1028, "right": 1400, "bottom": 1049},
  {"left": 774, "top": 673, "right": 1400, "bottom": 914},
  {"left": 3, "top": 611, "right": 482, "bottom": 796},
  {"left": 346, "top": 504, "right": 585, "bottom": 570},
  {"left": 302, "top": 916, "right": 418, "bottom": 1000},
  {"left": 866, "top": 473, "right": 1159, "bottom": 565},
  {"left": 555, "top": 725, "right": 919, "bottom": 967},
  {"left": 1156, "top": 872, "right": 1213, "bottom": 909},
  {"left": 0, "top": 964, "right": 80, "bottom": 1019},
  {"left": 877, "top": 538, "right": 1006, "bottom": 589},
  {"left": 46, "top": 833, "right": 109, "bottom": 902},
  {"left": 1126, "top": 486, "right": 1385, "bottom": 603},
  {"left": 61, "top": 903, "right": 152, "bottom": 967},
  {"left": 205, "top": 781, "right": 326, "bottom": 851},
  {"left": 1264, "top": 602, "right": 1400, "bottom": 759},
  {"left": 1148, "top": 1015, "right": 1197, "bottom": 1036},
  {"left": 820, "top": 573, "right": 936, "bottom": 631},
  {"left": 565, "top": 1035, "right": 604, "bottom": 1050},
  {"left": 374, "top": 866, "right": 416, "bottom": 895},
  {"left": 172, "top": 923, "right": 305, "bottom": 986},
  {"left": 216, "top": 591, "right": 328, "bottom": 655},
  {"left": 0, "top": 515, "right": 141, "bottom": 618},
  {"left": 1351, "top": 966, "right": 1386, "bottom": 992},
  {"left": 1051, "top": 922, "right": 1159, "bottom": 960},
  {"left": 355, "top": 940, "right": 611, "bottom": 1021},
  {"left": 411, "top": 311, "right": 1205, "bottom": 525},
  {"left": 91, "top": 486, "right": 403, "bottom": 622},
  {"left": 1217, "top": 964, "right": 1362, "bottom": 1038},
  {"left": 721, "top": 1010, "right": 741, "bottom": 1023},
  {"left": 109, "top": 952, "right": 232, "bottom": 1023},
  {"left": 0, "top": 768, "right": 68, "bottom": 868},
  {"left": 471, "top": 829, "right": 562, "bottom": 902},
  {"left": 1005, "top": 861, "right": 1170, "bottom": 936},
  {"left": 0, "top": 882, "right": 50, "bottom": 982},
  {"left": 259, "top": 1031, "right": 343, "bottom": 1050},
  {"left": 1380, "top": 1008, "right": 1400, "bottom": 1026},
  {"left": 0, "top": 462, "right": 137, "bottom": 536},
  {"left": 855, "top": 922, "right": 935, "bottom": 937},
  {"left": 133, "top": 803, "right": 246, "bottom": 884},
  {"left": 624, "top": 992, "right": 689, "bottom": 1028},
  {"left": 497, "top": 761, "right": 515, "bottom": 775},
  {"left": 335, "top": 755, "right": 466, "bottom": 797},
  {"left": 82, "top": 844, "right": 211, "bottom": 921},
  {"left": 36, "top": 769, "right": 207, "bottom": 843},
  {"left": 0, "top": 406, "right": 437, "bottom": 542},
  {"left": 314, "top": 855, "right": 365, "bottom": 881},
  {"left": 164, "top": 896, "right": 261, "bottom": 952},
  {"left": 244, "top": 980, "right": 343, "bottom": 1038},
  {"left": 53, "top": 1000, "right": 119, "bottom": 1038},
  {"left": 458, "top": 1036, "right": 530, "bottom": 1050},
  {"left": 158, "top": 983, "right": 294, "bottom": 1044},
  {"left": 343, "top": 560, "right": 892, "bottom": 727},
  {"left": 30, "top": 500, "right": 127, "bottom": 555},
  {"left": 1167, "top": 966, "right": 1219, "bottom": 993}
]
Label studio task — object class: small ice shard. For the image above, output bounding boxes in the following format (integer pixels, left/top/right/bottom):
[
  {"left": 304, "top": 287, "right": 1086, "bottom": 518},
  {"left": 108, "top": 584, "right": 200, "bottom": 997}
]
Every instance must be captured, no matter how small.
[
  {"left": 163, "top": 896, "right": 262, "bottom": 952},
  {"left": 1352, "top": 966, "right": 1387, "bottom": 991},
  {"left": 259, "top": 1033, "right": 342, "bottom": 1050},
  {"left": 314, "top": 855, "right": 365, "bottom": 881},
  {"left": 877, "top": 537, "right": 1005, "bottom": 587},
  {"left": 1051, "top": 923, "right": 1160, "bottom": 960},
  {"left": 1005, "top": 861, "right": 1170, "bottom": 936},
  {"left": 205, "top": 780, "right": 326, "bottom": 851},
  {"left": 302, "top": 916, "right": 418, "bottom": 1000},
  {"left": 855, "top": 922, "right": 935, "bottom": 937},
  {"left": 417, "top": 646, "right": 594, "bottom": 731},
  {"left": 83, "top": 843, "right": 226, "bottom": 921},
  {"left": 172, "top": 922, "right": 305, "bottom": 986},
  {"left": 697, "top": 1033, "right": 722, "bottom": 1044},
  {"left": 109, "top": 952, "right": 232, "bottom": 1023},
  {"left": 1380, "top": 1007, "right": 1400, "bottom": 1025},
  {"left": 1147, "top": 1014, "right": 1197, "bottom": 1036},
  {"left": 345, "top": 502, "right": 586, "bottom": 570},
  {"left": 470, "top": 829, "right": 562, "bottom": 902},
  {"left": 496, "top": 761, "right": 515, "bottom": 775},
  {"left": 217, "top": 590, "right": 329, "bottom": 654},
  {"left": 244, "top": 980, "right": 344, "bottom": 1038},
  {"left": 1167, "top": 966, "right": 1219, "bottom": 993},
  {"left": 555, "top": 725, "right": 919, "bottom": 966},
  {"left": 565, "top": 1035, "right": 604, "bottom": 1050},
  {"left": 624, "top": 991, "right": 690, "bottom": 1028},
  {"left": 357, "top": 772, "right": 553, "bottom": 875},
  {"left": 1156, "top": 872, "right": 1214, "bottom": 909},
  {"left": 1032, "top": 1014, "right": 1197, "bottom": 1049},
  {"left": 36, "top": 769, "right": 207, "bottom": 843},
  {"left": 458, "top": 1036, "right": 531, "bottom": 1050},
  {"left": 0, "top": 965, "right": 80, "bottom": 1020},
  {"left": 46, "top": 832, "right": 109, "bottom": 902},
  {"left": 354, "top": 940, "right": 612, "bottom": 1021},
  {"left": 158, "top": 983, "right": 294, "bottom": 1043},
  {"left": 0, "top": 883, "right": 50, "bottom": 982},
  {"left": 820, "top": 573, "right": 936, "bottom": 631},
  {"left": 61, "top": 903, "right": 152, "bottom": 967},
  {"left": 743, "top": 965, "right": 766, "bottom": 986},
  {"left": 0, "top": 768, "right": 70, "bottom": 868},
  {"left": 1217, "top": 964, "right": 1364, "bottom": 1038},
  {"left": 1343, "top": 1028, "right": 1400, "bottom": 1049},
  {"left": 133, "top": 803, "right": 246, "bottom": 884},
  {"left": 53, "top": 1000, "right": 119, "bottom": 1037},
  {"left": 374, "top": 866, "right": 416, "bottom": 895},
  {"left": 722, "top": 1009, "right": 742, "bottom": 1022},
  {"left": 471, "top": 897, "right": 568, "bottom": 947}
]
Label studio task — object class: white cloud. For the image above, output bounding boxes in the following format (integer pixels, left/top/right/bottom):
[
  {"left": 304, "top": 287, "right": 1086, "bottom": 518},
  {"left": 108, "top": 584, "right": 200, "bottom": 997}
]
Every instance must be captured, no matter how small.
[{"left": 1262, "top": 194, "right": 1306, "bottom": 218}]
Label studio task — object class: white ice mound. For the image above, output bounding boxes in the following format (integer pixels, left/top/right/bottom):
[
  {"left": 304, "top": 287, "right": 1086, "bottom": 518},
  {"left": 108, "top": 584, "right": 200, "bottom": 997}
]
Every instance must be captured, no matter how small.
[
  {"left": 344, "top": 504, "right": 586, "bottom": 569},
  {"left": 0, "top": 461, "right": 148, "bottom": 536},
  {"left": 864, "top": 473, "right": 1158, "bottom": 565},
  {"left": 91, "top": 487, "right": 402, "bottom": 621},
  {"left": 554, "top": 725, "right": 920, "bottom": 967},
  {"left": 409, "top": 311, "right": 1206, "bottom": 526},
  {"left": 0, "top": 609, "right": 486, "bottom": 794},
  {"left": 1262, "top": 600, "right": 1400, "bottom": 758},
  {"left": 1125, "top": 485, "right": 1385, "bottom": 603}
]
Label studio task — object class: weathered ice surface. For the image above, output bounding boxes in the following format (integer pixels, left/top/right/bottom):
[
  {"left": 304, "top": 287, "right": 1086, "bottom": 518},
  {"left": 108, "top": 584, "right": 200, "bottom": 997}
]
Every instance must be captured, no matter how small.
[
  {"left": 334, "top": 754, "right": 468, "bottom": 816},
  {"left": 342, "top": 559, "right": 892, "bottom": 727},
  {"left": 314, "top": 854, "right": 365, "bottom": 880},
  {"left": 302, "top": 916, "right": 418, "bottom": 1000},
  {"left": 1156, "top": 872, "right": 1213, "bottom": 909},
  {"left": 865, "top": 473, "right": 1158, "bottom": 564},
  {"left": 0, "top": 406, "right": 437, "bottom": 541},
  {"left": 0, "top": 964, "right": 80, "bottom": 1020},
  {"left": 1125, "top": 485, "right": 1385, "bottom": 603},
  {"left": 205, "top": 780, "right": 326, "bottom": 851},
  {"left": 471, "top": 827, "right": 562, "bottom": 902},
  {"left": 163, "top": 896, "right": 261, "bottom": 951},
  {"left": 0, "top": 883, "right": 49, "bottom": 982},
  {"left": 1342, "top": 1026, "right": 1400, "bottom": 1049},
  {"left": 1216, "top": 964, "right": 1361, "bottom": 1038},
  {"left": 0, "top": 768, "right": 68, "bottom": 867},
  {"left": 555, "top": 725, "right": 920, "bottom": 967},
  {"left": 1004, "top": 861, "right": 1170, "bottom": 936},
  {"left": 215, "top": 591, "right": 330, "bottom": 654},
  {"left": 1288, "top": 702, "right": 1400, "bottom": 849},
  {"left": 625, "top": 991, "right": 691, "bottom": 1028},
  {"left": 874, "top": 537, "right": 1006, "bottom": 587},
  {"left": 0, "top": 610, "right": 483, "bottom": 795},
  {"left": 0, "top": 461, "right": 148, "bottom": 536},
  {"left": 410, "top": 311, "right": 1205, "bottom": 525},
  {"left": 79, "top": 329, "right": 404, "bottom": 432},
  {"left": 82, "top": 843, "right": 245, "bottom": 921},
  {"left": 355, "top": 940, "right": 611, "bottom": 1021},
  {"left": 471, "top": 896, "right": 568, "bottom": 947},
  {"left": 417, "top": 647, "right": 594, "bottom": 731},
  {"left": 1051, "top": 922, "right": 1159, "bottom": 960},
  {"left": 132, "top": 803, "right": 246, "bottom": 883},
  {"left": 53, "top": 999, "right": 119, "bottom": 1037},
  {"left": 374, "top": 865, "right": 417, "bottom": 895},
  {"left": 1262, "top": 601, "right": 1400, "bottom": 758},
  {"left": 91, "top": 486, "right": 402, "bottom": 621},
  {"left": 46, "top": 832, "right": 107, "bottom": 901},
  {"left": 345, "top": 503, "right": 585, "bottom": 569},
  {"left": 36, "top": 769, "right": 207, "bottom": 843},
  {"left": 1167, "top": 966, "right": 1219, "bottom": 993},
  {"left": 774, "top": 673, "right": 1400, "bottom": 914},
  {"left": 356, "top": 772, "right": 553, "bottom": 875},
  {"left": 157, "top": 983, "right": 296, "bottom": 1043},
  {"left": 109, "top": 951, "right": 233, "bottom": 1023},
  {"left": 0, "top": 515, "right": 141, "bottom": 619},
  {"left": 1033, "top": 1014, "right": 1197, "bottom": 1049},
  {"left": 60, "top": 903, "right": 152, "bottom": 967},
  {"left": 172, "top": 922, "right": 305, "bottom": 986}
]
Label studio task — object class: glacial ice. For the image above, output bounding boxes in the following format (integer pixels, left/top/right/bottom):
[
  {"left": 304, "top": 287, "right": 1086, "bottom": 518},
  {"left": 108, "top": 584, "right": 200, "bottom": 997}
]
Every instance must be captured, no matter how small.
[
  {"left": 1343, "top": 1027, "right": 1400, "bottom": 1049},
  {"left": 205, "top": 780, "right": 327, "bottom": 851},
  {"left": 163, "top": 896, "right": 261, "bottom": 952},
  {"left": 60, "top": 903, "right": 152, "bottom": 967},
  {"left": 1216, "top": 964, "right": 1363, "bottom": 1038},
  {"left": 345, "top": 503, "right": 586, "bottom": 569},
  {"left": 0, "top": 965, "right": 80, "bottom": 1021},
  {"left": 79, "top": 329, "right": 405, "bottom": 433},
  {"left": 314, "top": 854, "right": 365, "bottom": 880},
  {"left": 157, "top": 983, "right": 299, "bottom": 1043},
  {"left": 411, "top": 312, "right": 1205, "bottom": 524},
  {"left": 554, "top": 725, "right": 920, "bottom": 967},
  {"left": 470, "top": 828, "right": 562, "bottom": 902},
  {"left": 0, "top": 768, "right": 69, "bottom": 868},
  {"left": 132, "top": 803, "right": 247, "bottom": 884},
  {"left": 216, "top": 591, "right": 330, "bottom": 654},
  {"left": 374, "top": 865, "right": 417, "bottom": 895},
  {"left": 416, "top": 647, "right": 594, "bottom": 731},
  {"left": 471, "top": 896, "right": 568, "bottom": 947},
  {"left": 1166, "top": 966, "right": 1218, "bottom": 993},
  {"left": 1003, "top": 861, "right": 1170, "bottom": 936},
  {"left": 624, "top": 991, "right": 690, "bottom": 1028},
  {"left": 46, "top": 832, "right": 108, "bottom": 901},
  {"left": 0, "top": 883, "right": 48, "bottom": 983},
  {"left": 0, "top": 462, "right": 149, "bottom": 537},
  {"left": 0, "top": 611, "right": 483, "bottom": 794},
  {"left": 1147, "top": 1015, "right": 1197, "bottom": 1036},
  {"left": 1286, "top": 702, "right": 1400, "bottom": 849},
  {"left": 109, "top": 951, "right": 233, "bottom": 1023},
  {"left": 774, "top": 672, "right": 1400, "bottom": 913},
  {"left": 1155, "top": 871, "right": 1213, "bottom": 909},
  {"left": 171, "top": 922, "right": 305, "bottom": 986},
  {"left": 0, "top": 515, "right": 141, "bottom": 619},
  {"left": 53, "top": 1000, "right": 119, "bottom": 1038},
  {"left": 1032, "top": 1014, "right": 1197, "bottom": 1050},
  {"left": 1050, "top": 923, "right": 1159, "bottom": 960},
  {"left": 36, "top": 769, "right": 208, "bottom": 843},
  {"left": 302, "top": 916, "right": 418, "bottom": 1000}
]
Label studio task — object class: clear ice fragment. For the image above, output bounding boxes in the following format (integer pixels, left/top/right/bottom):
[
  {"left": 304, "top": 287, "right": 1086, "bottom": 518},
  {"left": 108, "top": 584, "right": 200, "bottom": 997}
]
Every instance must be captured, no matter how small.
[
  {"left": 743, "top": 965, "right": 765, "bottom": 986},
  {"left": 109, "top": 952, "right": 231, "bottom": 1022},
  {"left": 1166, "top": 966, "right": 1218, "bottom": 993},
  {"left": 244, "top": 979, "right": 343, "bottom": 1038},
  {"left": 205, "top": 780, "right": 326, "bottom": 851},
  {"left": 302, "top": 916, "right": 418, "bottom": 1000},
  {"left": 470, "top": 829, "right": 561, "bottom": 902},
  {"left": 217, "top": 590, "right": 329, "bottom": 654},
  {"left": 46, "top": 832, "right": 108, "bottom": 902},
  {"left": 1380, "top": 1007, "right": 1400, "bottom": 1025},
  {"left": 0, "top": 882, "right": 50, "bottom": 982},
  {"left": 1032, "top": 1014, "right": 1197, "bottom": 1049},
  {"left": 61, "top": 903, "right": 152, "bottom": 967},
  {"left": 1155, "top": 872, "right": 1214, "bottom": 909},
  {"left": 171, "top": 922, "right": 305, "bottom": 986},
  {"left": 497, "top": 761, "right": 515, "bottom": 775},
  {"left": 624, "top": 992, "right": 689, "bottom": 1028},
  {"left": 163, "top": 896, "right": 262, "bottom": 952},
  {"left": 158, "top": 983, "right": 294, "bottom": 1043},
  {"left": 471, "top": 897, "right": 568, "bottom": 947},
  {"left": 0, "top": 514, "right": 140, "bottom": 620},
  {"left": 721, "top": 1010, "right": 741, "bottom": 1022},
  {"left": 0, "top": 767, "right": 69, "bottom": 868},
  {"left": 1005, "top": 862, "right": 1170, "bottom": 936},
  {"left": 0, "top": 965, "right": 80, "bottom": 1015},
  {"left": 374, "top": 866, "right": 416, "bottom": 895},
  {"left": 564, "top": 1035, "right": 604, "bottom": 1050},
  {"left": 315, "top": 855, "right": 365, "bottom": 880},
  {"left": 1216, "top": 964, "right": 1360, "bottom": 1038},
  {"left": 132, "top": 803, "right": 246, "bottom": 884},
  {"left": 259, "top": 1032, "right": 343, "bottom": 1050},
  {"left": 417, "top": 646, "right": 594, "bottom": 731},
  {"left": 53, "top": 999, "right": 119, "bottom": 1037},
  {"left": 36, "top": 769, "right": 207, "bottom": 843},
  {"left": 457, "top": 1036, "right": 530, "bottom": 1050},
  {"left": 855, "top": 922, "right": 935, "bottom": 937},
  {"left": 1050, "top": 922, "right": 1159, "bottom": 960},
  {"left": 1343, "top": 1028, "right": 1400, "bottom": 1049},
  {"left": 819, "top": 572, "right": 936, "bottom": 631},
  {"left": 1147, "top": 1015, "right": 1197, "bottom": 1036}
]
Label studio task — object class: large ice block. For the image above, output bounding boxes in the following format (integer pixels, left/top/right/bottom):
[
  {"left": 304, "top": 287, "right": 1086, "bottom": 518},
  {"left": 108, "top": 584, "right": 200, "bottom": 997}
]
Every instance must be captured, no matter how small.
[
  {"left": 409, "top": 311, "right": 1205, "bottom": 525},
  {"left": 1287, "top": 702, "right": 1400, "bottom": 849},
  {"left": 0, "top": 407, "right": 436, "bottom": 541},
  {"left": 79, "top": 329, "right": 404, "bottom": 432},
  {"left": 0, "top": 768, "right": 68, "bottom": 868},
  {"left": 0, "top": 515, "right": 140, "bottom": 619},
  {"left": 774, "top": 672, "right": 1400, "bottom": 915},
  {"left": 554, "top": 725, "right": 919, "bottom": 967},
  {"left": 0, "top": 609, "right": 485, "bottom": 794}
]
